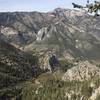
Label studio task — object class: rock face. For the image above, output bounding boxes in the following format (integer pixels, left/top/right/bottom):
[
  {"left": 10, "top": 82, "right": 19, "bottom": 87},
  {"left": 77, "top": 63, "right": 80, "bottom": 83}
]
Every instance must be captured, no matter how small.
[
  {"left": 89, "top": 86, "right": 100, "bottom": 100},
  {"left": 35, "top": 50, "right": 59, "bottom": 72},
  {"left": 39, "top": 51, "right": 51, "bottom": 71},
  {"left": 0, "top": 8, "right": 100, "bottom": 61},
  {"left": 62, "top": 61, "right": 100, "bottom": 81}
]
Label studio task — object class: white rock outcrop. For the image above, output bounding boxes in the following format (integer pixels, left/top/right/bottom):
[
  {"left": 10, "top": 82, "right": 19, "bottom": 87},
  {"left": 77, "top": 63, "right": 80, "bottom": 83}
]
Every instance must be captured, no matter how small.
[
  {"left": 62, "top": 61, "right": 100, "bottom": 81},
  {"left": 89, "top": 86, "right": 100, "bottom": 100}
]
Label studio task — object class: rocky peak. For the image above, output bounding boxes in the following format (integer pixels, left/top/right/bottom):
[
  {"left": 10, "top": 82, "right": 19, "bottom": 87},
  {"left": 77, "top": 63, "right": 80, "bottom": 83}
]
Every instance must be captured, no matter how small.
[
  {"left": 53, "top": 7, "right": 67, "bottom": 12},
  {"left": 51, "top": 8, "right": 87, "bottom": 18}
]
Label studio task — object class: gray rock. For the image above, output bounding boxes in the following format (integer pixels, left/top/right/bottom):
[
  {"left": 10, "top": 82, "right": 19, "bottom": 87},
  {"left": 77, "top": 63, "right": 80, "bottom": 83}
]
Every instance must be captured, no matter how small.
[{"left": 62, "top": 61, "right": 100, "bottom": 81}]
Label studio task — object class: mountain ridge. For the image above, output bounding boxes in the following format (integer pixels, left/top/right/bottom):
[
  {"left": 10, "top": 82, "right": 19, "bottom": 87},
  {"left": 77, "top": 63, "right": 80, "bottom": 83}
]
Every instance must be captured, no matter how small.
[{"left": 0, "top": 8, "right": 100, "bottom": 62}]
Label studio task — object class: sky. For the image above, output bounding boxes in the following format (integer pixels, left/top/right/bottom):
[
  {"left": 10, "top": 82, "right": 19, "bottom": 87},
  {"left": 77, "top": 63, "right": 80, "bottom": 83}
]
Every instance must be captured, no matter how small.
[{"left": 0, "top": 0, "right": 95, "bottom": 12}]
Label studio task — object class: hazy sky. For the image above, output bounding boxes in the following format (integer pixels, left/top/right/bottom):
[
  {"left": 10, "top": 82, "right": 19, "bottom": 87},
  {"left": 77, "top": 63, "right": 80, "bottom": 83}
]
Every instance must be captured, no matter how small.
[{"left": 0, "top": 0, "right": 95, "bottom": 12}]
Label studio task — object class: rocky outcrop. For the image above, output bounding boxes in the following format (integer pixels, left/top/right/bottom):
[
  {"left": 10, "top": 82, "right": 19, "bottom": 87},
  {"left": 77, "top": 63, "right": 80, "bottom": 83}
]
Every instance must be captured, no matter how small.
[
  {"left": 62, "top": 61, "right": 100, "bottom": 81},
  {"left": 37, "top": 50, "right": 59, "bottom": 72},
  {"left": 39, "top": 51, "right": 51, "bottom": 71}
]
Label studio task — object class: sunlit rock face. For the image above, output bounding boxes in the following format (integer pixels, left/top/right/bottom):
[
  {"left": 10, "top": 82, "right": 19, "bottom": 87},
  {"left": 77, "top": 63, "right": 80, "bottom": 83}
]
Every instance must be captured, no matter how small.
[
  {"left": 62, "top": 61, "right": 100, "bottom": 81},
  {"left": 0, "top": 8, "right": 100, "bottom": 61}
]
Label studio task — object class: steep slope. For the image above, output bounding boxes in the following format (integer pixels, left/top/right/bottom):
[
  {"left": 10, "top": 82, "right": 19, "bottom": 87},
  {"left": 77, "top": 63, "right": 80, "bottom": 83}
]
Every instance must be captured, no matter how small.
[
  {"left": 0, "top": 39, "right": 38, "bottom": 90},
  {"left": 0, "top": 8, "right": 100, "bottom": 61}
]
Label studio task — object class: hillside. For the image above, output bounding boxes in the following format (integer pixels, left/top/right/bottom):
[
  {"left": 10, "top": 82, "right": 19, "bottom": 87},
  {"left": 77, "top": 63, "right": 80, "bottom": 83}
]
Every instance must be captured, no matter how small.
[{"left": 0, "top": 39, "right": 38, "bottom": 99}]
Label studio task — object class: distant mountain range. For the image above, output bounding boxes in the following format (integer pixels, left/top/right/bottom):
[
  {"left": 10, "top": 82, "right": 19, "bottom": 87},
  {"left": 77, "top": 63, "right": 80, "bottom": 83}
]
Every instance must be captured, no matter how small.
[{"left": 0, "top": 8, "right": 100, "bottom": 62}]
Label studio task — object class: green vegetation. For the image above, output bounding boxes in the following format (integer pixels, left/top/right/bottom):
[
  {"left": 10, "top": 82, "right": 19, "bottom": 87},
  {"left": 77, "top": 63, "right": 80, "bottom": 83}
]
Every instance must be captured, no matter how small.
[
  {"left": 59, "top": 59, "right": 74, "bottom": 72},
  {"left": 96, "top": 64, "right": 100, "bottom": 69},
  {"left": 0, "top": 40, "right": 40, "bottom": 99},
  {"left": 21, "top": 73, "right": 100, "bottom": 100},
  {"left": 96, "top": 95, "right": 100, "bottom": 100}
]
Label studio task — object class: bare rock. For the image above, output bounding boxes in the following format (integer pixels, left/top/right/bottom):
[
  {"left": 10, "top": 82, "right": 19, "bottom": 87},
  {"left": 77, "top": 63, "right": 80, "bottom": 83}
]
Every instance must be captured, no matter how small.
[
  {"left": 89, "top": 86, "right": 100, "bottom": 100},
  {"left": 62, "top": 61, "right": 100, "bottom": 81}
]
